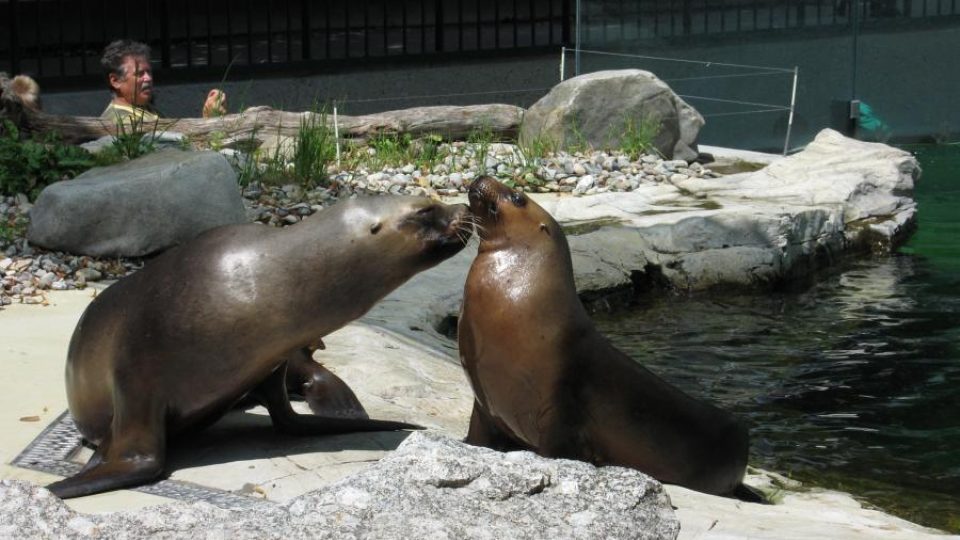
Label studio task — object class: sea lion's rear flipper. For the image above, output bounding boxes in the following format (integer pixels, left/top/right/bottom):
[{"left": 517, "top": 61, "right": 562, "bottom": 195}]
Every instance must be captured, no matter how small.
[
  {"left": 253, "top": 362, "right": 421, "bottom": 434},
  {"left": 284, "top": 348, "right": 369, "bottom": 419},
  {"left": 46, "top": 425, "right": 166, "bottom": 499}
]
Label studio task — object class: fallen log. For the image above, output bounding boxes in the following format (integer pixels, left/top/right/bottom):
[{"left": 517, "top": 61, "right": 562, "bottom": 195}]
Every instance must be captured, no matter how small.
[{"left": 1, "top": 96, "right": 526, "bottom": 146}]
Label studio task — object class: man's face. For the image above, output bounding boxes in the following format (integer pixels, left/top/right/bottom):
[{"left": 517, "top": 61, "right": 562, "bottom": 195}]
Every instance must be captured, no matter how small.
[{"left": 110, "top": 55, "right": 153, "bottom": 106}]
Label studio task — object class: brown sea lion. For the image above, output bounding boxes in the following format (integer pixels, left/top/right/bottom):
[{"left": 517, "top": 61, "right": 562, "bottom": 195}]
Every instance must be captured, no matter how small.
[
  {"left": 47, "top": 195, "right": 472, "bottom": 499},
  {"left": 458, "top": 176, "right": 748, "bottom": 495}
]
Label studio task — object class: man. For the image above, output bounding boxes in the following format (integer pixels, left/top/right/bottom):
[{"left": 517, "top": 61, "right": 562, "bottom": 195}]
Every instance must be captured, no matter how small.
[{"left": 99, "top": 39, "right": 226, "bottom": 122}]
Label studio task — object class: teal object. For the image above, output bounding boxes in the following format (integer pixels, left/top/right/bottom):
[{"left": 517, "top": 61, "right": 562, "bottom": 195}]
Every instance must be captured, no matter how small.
[{"left": 858, "top": 101, "right": 889, "bottom": 132}]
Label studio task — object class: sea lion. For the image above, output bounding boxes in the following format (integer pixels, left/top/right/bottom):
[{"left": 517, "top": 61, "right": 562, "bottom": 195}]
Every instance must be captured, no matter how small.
[
  {"left": 458, "top": 177, "right": 748, "bottom": 495},
  {"left": 47, "top": 195, "right": 472, "bottom": 499}
]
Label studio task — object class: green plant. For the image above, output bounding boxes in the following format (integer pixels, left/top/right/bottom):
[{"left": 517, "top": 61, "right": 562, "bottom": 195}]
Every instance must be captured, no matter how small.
[
  {"left": 0, "top": 121, "right": 95, "bottom": 200},
  {"left": 467, "top": 123, "right": 496, "bottom": 174},
  {"left": 414, "top": 133, "right": 445, "bottom": 171},
  {"left": 235, "top": 126, "right": 265, "bottom": 187},
  {"left": 619, "top": 116, "right": 661, "bottom": 160},
  {"left": 520, "top": 132, "right": 559, "bottom": 161},
  {"left": 94, "top": 111, "right": 164, "bottom": 165},
  {"left": 565, "top": 114, "right": 592, "bottom": 154},
  {"left": 207, "top": 130, "right": 227, "bottom": 151},
  {"left": 367, "top": 132, "right": 414, "bottom": 169},
  {"left": 0, "top": 212, "right": 28, "bottom": 248},
  {"left": 290, "top": 110, "right": 337, "bottom": 190}
]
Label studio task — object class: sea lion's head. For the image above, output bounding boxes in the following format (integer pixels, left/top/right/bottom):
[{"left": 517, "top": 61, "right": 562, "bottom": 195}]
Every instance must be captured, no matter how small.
[
  {"left": 467, "top": 176, "right": 562, "bottom": 250},
  {"left": 342, "top": 196, "right": 473, "bottom": 269}
]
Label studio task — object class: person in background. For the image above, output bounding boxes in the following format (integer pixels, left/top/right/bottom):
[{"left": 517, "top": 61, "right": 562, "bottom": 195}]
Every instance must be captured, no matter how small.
[{"left": 99, "top": 39, "right": 227, "bottom": 123}]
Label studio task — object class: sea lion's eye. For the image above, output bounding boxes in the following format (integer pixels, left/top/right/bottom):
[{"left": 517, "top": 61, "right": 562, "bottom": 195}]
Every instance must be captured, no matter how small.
[
  {"left": 370, "top": 222, "right": 382, "bottom": 234},
  {"left": 510, "top": 192, "right": 527, "bottom": 207},
  {"left": 417, "top": 205, "right": 437, "bottom": 216}
]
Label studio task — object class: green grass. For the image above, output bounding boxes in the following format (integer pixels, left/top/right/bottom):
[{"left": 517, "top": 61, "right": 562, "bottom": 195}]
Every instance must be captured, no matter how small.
[
  {"left": 290, "top": 110, "right": 337, "bottom": 190},
  {"left": 619, "top": 116, "right": 661, "bottom": 160}
]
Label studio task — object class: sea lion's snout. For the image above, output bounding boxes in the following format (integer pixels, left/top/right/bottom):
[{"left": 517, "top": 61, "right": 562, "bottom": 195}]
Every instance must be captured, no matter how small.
[
  {"left": 467, "top": 176, "right": 512, "bottom": 218},
  {"left": 413, "top": 202, "right": 473, "bottom": 257},
  {"left": 445, "top": 203, "right": 474, "bottom": 246}
]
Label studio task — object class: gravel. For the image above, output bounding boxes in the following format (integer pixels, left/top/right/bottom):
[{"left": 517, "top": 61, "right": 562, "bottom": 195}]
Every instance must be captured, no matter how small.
[{"left": 0, "top": 142, "right": 719, "bottom": 308}]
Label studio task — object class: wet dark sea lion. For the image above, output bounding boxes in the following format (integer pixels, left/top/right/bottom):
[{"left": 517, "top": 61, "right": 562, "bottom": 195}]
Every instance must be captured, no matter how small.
[
  {"left": 458, "top": 177, "right": 748, "bottom": 495},
  {"left": 48, "top": 195, "right": 471, "bottom": 499}
]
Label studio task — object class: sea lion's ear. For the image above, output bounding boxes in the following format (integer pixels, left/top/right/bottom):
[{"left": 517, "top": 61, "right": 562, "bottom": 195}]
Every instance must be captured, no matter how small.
[
  {"left": 370, "top": 222, "right": 382, "bottom": 234},
  {"left": 539, "top": 223, "right": 551, "bottom": 236}
]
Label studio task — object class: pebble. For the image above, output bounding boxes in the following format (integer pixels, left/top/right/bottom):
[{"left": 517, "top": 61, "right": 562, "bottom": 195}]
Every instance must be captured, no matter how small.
[
  {"left": 74, "top": 268, "right": 103, "bottom": 282},
  {"left": 1, "top": 145, "right": 719, "bottom": 308}
]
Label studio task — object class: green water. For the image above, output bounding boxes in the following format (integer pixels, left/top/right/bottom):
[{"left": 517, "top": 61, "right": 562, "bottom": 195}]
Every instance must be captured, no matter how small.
[{"left": 594, "top": 145, "right": 960, "bottom": 532}]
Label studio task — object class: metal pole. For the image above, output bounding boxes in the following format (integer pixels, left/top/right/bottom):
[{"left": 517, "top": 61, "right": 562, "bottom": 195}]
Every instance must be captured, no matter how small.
[
  {"left": 575, "top": 0, "right": 581, "bottom": 75},
  {"left": 560, "top": 46, "right": 566, "bottom": 81},
  {"left": 783, "top": 66, "right": 799, "bottom": 155}
]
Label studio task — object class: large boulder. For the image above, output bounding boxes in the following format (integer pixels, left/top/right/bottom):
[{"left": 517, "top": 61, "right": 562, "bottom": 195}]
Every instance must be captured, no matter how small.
[
  {"left": 27, "top": 149, "right": 247, "bottom": 257},
  {"left": 0, "top": 432, "right": 680, "bottom": 539},
  {"left": 520, "top": 70, "right": 704, "bottom": 161}
]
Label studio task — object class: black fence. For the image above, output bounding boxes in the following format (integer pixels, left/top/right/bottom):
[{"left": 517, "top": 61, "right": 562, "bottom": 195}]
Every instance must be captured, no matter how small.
[
  {"left": 1, "top": 0, "right": 573, "bottom": 89},
  {"left": 4, "top": 0, "right": 956, "bottom": 90},
  {"left": 578, "top": 0, "right": 960, "bottom": 43}
]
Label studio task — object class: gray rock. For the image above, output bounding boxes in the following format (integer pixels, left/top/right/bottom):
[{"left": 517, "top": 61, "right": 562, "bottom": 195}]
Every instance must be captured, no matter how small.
[
  {"left": 574, "top": 175, "right": 596, "bottom": 194},
  {"left": 0, "top": 432, "right": 679, "bottom": 539},
  {"left": 37, "top": 272, "right": 56, "bottom": 289},
  {"left": 74, "top": 268, "right": 102, "bottom": 282},
  {"left": 27, "top": 149, "right": 247, "bottom": 258},
  {"left": 520, "top": 70, "right": 703, "bottom": 160}
]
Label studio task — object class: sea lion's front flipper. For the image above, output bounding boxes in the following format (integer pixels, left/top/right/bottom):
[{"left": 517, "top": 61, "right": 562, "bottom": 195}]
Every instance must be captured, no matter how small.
[
  {"left": 464, "top": 401, "right": 525, "bottom": 451},
  {"left": 284, "top": 348, "right": 369, "bottom": 419},
  {"left": 253, "top": 362, "right": 421, "bottom": 434},
  {"left": 46, "top": 418, "right": 166, "bottom": 499}
]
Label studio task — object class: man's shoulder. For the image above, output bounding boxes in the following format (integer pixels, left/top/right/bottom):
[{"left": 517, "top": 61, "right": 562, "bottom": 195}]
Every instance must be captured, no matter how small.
[
  {"left": 100, "top": 102, "right": 132, "bottom": 120},
  {"left": 101, "top": 102, "right": 159, "bottom": 122}
]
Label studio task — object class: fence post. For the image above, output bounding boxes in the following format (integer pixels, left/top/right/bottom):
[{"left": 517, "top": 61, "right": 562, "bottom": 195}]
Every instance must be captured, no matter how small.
[
  {"left": 160, "top": 0, "right": 172, "bottom": 69},
  {"left": 9, "top": 0, "right": 19, "bottom": 74},
  {"left": 435, "top": 0, "right": 445, "bottom": 52},
  {"left": 301, "top": 1, "right": 311, "bottom": 61},
  {"left": 783, "top": 66, "right": 799, "bottom": 155},
  {"left": 560, "top": 46, "right": 566, "bottom": 81}
]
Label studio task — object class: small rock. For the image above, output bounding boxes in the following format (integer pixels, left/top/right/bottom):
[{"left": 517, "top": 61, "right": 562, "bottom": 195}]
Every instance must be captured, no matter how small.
[
  {"left": 575, "top": 175, "right": 596, "bottom": 193},
  {"left": 38, "top": 272, "right": 57, "bottom": 289},
  {"left": 75, "top": 268, "right": 103, "bottom": 282},
  {"left": 11, "top": 259, "right": 32, "bottom": 273}
]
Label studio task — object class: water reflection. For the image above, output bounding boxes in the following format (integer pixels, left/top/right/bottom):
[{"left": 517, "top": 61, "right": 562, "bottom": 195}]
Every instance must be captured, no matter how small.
[{"left": 593, "top": 254, "right": 960, "bottom": 530}]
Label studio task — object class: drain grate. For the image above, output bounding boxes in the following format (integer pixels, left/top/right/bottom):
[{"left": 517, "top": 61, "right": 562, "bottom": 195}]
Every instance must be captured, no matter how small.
[{"left": 11, "top": 411, "right": 272, "bottom": 510}]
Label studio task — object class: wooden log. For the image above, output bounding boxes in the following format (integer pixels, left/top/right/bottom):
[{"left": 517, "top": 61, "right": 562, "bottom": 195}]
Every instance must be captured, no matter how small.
[{"left": 2, "top": 100, "right": 526, "bottom": 146}]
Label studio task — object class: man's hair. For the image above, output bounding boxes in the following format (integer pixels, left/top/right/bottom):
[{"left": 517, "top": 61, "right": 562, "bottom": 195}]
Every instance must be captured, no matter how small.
[{"left": 100, "top": 39, "right": 152, "bottom": 81}]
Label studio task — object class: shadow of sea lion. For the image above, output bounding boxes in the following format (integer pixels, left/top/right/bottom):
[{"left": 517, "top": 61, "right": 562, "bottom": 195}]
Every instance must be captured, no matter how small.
[{"left": 163, "top": 410, "right": 413, "bottom": 471}]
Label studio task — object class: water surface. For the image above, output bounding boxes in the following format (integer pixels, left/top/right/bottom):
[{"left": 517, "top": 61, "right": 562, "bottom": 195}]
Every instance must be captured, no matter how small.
[{"left": 593, "top": 144, "right": 960, "bottom": 531}]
